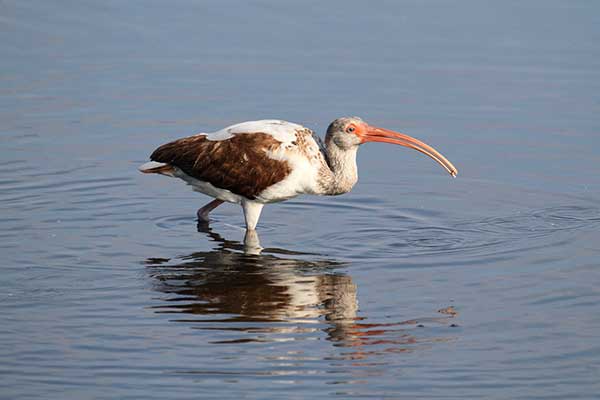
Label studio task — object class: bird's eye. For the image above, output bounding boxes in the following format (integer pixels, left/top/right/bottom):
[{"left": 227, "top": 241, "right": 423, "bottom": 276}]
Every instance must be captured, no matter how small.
[{"left": 346, "top": 126, "right": 355, "bottom": 133}]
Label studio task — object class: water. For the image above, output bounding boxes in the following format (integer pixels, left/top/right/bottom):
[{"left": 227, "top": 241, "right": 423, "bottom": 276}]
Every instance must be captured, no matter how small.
[{"left": 2, "top": 1, "right": 600, "bottom": 398}]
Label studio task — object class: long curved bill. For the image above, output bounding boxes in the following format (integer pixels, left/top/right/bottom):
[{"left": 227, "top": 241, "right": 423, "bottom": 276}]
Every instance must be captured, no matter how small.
[{"left": 361, "top": 125, "right": 458, "bottom": 177}]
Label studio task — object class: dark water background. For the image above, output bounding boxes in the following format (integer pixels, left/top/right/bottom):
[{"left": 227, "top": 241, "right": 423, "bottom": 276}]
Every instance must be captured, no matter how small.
[{"left": 2, "top": 1, "right": 600, "bottom": 398}]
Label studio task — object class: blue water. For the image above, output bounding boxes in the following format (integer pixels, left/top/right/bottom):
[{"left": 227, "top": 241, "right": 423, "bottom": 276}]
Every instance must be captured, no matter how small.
[{"left": 2, "top": 1, "right": 600, "bottom": 399}]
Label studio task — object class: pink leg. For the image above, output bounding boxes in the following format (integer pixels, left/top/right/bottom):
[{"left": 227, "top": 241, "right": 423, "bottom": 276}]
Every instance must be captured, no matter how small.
[{"left": 197, "top": 199, "right": 224, "bottom": 222}]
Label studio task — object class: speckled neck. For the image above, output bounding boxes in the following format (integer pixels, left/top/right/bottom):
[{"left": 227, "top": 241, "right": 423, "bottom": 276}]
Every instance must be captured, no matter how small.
[{"left": 317, "top": 141, "right": 358, "bottom": 196}]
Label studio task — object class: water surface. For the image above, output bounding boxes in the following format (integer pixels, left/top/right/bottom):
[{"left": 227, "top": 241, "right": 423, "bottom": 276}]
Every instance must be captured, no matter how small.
[{"left": 2, "top": 1, "right": 600, "bottom": 399}]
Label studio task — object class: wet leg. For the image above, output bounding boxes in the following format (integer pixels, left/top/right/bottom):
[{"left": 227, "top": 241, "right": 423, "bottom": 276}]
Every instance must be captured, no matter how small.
[
  {"left": 197, "top": 199, "right": 224, "bottom": 222},
  {"left": 242, "top": 200, "right": 264, "bottom": 230},
  {"left": 243, "top": 229, "right": 263, "bottom": 255}
]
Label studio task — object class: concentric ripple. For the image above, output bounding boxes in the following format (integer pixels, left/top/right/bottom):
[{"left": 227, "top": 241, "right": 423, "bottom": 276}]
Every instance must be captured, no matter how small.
[{"left": 283, "top": 184, "right": 600, "bottom": 267}]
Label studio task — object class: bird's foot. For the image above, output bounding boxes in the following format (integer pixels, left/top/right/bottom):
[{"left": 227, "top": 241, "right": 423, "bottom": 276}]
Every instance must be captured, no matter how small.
[
  {"left": 196, "top": 209, "right": 211, "bottom": 222},
  {"left": 196, "top": 219, "right": 211, "bottom": 233}
]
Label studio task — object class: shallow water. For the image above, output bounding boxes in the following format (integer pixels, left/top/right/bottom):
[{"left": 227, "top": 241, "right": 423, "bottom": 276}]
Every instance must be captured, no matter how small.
[{"left": 2, "top": 1, "right": 600, "bottom": 399}]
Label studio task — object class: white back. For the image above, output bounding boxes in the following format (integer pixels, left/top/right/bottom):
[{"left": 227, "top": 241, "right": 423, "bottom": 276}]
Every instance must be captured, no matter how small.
[{"left": 205, "top": 120, "right": 306, "bottom": 146}]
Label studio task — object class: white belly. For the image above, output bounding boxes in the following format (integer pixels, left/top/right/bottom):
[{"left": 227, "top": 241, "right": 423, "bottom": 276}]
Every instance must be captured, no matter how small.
[{"left": 173, "top": 167, "right": 244, "bottom": 204}]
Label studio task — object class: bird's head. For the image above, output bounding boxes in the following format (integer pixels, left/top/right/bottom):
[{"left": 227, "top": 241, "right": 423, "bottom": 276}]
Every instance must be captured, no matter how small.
[{"left": 326, "top": 116, "right": 458, "bottom": 177}]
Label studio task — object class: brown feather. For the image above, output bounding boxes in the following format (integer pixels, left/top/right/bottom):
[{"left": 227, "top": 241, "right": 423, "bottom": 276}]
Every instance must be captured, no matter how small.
[{"left": 150, "top": 133, "right": 292, "bottom": 200}]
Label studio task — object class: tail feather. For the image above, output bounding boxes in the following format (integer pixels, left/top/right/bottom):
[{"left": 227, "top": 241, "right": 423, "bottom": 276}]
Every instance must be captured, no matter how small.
[{"left": 139, "top": 161, "right": 175, "bottom": 176}]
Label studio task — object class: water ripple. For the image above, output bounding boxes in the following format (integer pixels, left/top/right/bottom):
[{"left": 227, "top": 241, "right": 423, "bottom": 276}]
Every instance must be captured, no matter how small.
[{"left": 301, "top": 196, "right": 600, "bottom": 266}]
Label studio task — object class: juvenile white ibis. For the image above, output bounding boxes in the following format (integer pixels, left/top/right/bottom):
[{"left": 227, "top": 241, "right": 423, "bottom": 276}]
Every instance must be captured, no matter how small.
[{"left": 139, "top": 117, "right": 457, "bottom": 230}]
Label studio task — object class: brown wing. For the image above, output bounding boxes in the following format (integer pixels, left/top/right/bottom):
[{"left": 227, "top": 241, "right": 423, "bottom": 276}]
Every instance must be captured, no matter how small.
[{"left": 150, "top": 133, "right": 292, "bottom": 200}]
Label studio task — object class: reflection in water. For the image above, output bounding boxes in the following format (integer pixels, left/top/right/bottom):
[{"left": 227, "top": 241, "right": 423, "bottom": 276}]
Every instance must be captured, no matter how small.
[{"left": 145, "top": 227, "right": 457, "bottom": 359}]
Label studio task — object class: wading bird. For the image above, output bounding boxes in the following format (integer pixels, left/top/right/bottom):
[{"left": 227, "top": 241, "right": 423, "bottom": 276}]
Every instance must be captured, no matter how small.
[{"left": 140, "top": 117, "right": 457, "bottom": 230}]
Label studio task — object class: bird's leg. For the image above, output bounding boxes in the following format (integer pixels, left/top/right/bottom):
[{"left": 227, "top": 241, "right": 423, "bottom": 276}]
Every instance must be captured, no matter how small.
[
  {"left": 243, "top": 229, "right": 263, "bottom": 255},
  {"left": 241, "top": 200, "right": 264, "bottom": 231},
  {"left": 196, "top": 199, "right": 224, "bottom": 222}
]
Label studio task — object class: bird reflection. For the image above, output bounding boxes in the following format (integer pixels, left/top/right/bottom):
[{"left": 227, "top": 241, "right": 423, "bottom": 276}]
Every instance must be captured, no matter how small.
[
  {"left": 147, "top": 227, "right": 356, "bottom": 326},
  {"left": 145, "top": 227, "right": 457, "bottom": 357}
]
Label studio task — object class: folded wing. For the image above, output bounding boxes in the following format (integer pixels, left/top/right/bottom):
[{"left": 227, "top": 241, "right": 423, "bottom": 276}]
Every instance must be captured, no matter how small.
[{"left": 149, "top": 132, "right": 292, "bottom": 200}]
